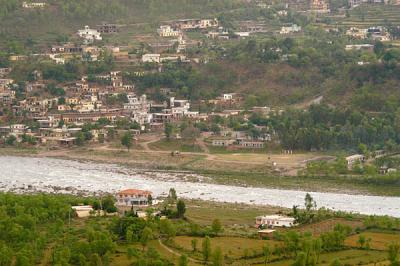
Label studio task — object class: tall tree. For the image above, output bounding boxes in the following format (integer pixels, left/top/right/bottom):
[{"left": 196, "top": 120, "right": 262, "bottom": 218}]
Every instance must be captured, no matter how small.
[
  {"left": 121, "top": 132, "right": 133, "bottom": 151},
  {"left": 202, "top": 236, "right": 212, "bottom": 263},
  {"left": 176, "top": 199, "right": 186, "bottom": 218}
]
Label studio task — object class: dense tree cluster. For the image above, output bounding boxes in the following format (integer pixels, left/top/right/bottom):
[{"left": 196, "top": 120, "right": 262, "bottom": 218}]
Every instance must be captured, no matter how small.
[{"left": 250, "top": 104, "right": 400, "bottom": 151}]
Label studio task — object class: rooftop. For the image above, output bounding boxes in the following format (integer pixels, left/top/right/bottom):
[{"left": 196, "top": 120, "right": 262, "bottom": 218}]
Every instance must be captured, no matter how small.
[{"left": 117, "top": 189, "right": 152, "bottom": 196}]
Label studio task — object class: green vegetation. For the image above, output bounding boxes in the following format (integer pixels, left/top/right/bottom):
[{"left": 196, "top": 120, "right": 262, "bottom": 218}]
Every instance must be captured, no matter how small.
[{"left": 1, "top": 192, "right": 400, "bottom": 265}]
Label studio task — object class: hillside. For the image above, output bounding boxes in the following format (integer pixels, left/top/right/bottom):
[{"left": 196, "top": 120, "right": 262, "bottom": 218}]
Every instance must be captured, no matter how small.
[{"left": 0, "top": 0, "right": 246, "bottom": 48}]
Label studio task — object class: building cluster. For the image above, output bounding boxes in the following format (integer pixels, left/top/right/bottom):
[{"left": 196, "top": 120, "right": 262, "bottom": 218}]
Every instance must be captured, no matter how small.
[
  {"left": 0, "top": 76, "right": 15, "bottom": 106},
  {"left": 309, "top": 0, "right": 330, "bottom": 13},
  {"left": 348, "top": 0, "right": 393, "bottom": 8},
  {"left": 346, "top": 26, "right": 391, "bottom": 41}
]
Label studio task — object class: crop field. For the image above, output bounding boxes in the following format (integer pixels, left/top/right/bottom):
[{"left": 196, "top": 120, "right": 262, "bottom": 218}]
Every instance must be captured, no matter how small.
[
  {"left": 174, "top": 236, "right": 276, "bottom": 259},
  {"left": 266, "top": 249, "right": 388, "bottom": 266},
  {"left": 345, "top": 231, "right": 400, "bottom": 250},
  {"left": 185, "top": 200, "right": 284, "bottom": 227},
  {"left": 295, "top": 218, "right": 364, "bottom": 236},
  {"left": 335, "top": 5, "right": 400, "bottom": 27}
]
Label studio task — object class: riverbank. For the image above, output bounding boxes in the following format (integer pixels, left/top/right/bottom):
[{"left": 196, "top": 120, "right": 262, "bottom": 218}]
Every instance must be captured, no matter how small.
[
  {"left": 0, "top": 155, "right": 400, "bottom": 217},
  {"left": 1, "top": 146, "right": 400, "bottom": 197}
]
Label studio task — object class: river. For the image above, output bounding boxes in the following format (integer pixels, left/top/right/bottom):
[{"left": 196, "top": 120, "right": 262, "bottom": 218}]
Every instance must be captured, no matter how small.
[{"left": 0, "top": 156, "right": 399, "bottom": 217}]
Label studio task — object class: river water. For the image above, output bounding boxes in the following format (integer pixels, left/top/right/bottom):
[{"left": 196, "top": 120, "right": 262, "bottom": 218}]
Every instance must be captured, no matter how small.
[{"left": 0, "top": 156, "right": 399, "bottom": 217}]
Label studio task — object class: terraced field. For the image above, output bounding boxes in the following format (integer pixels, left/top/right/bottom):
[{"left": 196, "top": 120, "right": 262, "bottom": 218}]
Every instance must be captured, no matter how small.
[{"left": 335, "top": 5, "right": 400, "bottom": 27}]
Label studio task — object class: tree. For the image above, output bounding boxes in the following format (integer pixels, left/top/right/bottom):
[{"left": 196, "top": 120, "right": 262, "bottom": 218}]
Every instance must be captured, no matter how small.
[
  {"left": 121, "top": 132, "right": 133, "bottom": 151},
  {"left": 75, "top": 132, "right": 85, "bottom": 146},
  {"left": 262, "top": 245, "right": 270, "bottom": 265},
  {"left": 358, "top": 143, "right": 369, "bottom": 158},
  {"left": 164, "top": 123, "right": 174, "bottom": 140},
  {"left": 168, "top": 188, "right": 177, "bottom": 202},
  {"left": 330, "top": 258, "right": 342, "bottom": 266},
  {"left": 176, "top": 199, "right": 186, "bottom": 218},
  {"left": 212, "top": 247, "right": 223, "bottom": 266},
  {"left": 179, "top": 255, "right": 188, "bottom": 266},
  {"left": 181, "top": 126, "right": 200, "bottom": 140},
  {"left": 191, "top": 239, "right": 198, "bottom": 252},
  {"left": 147, "top": 194, "right": 153, "bottom": 206},
  {"left": 292, "top": 252, "right": 306, "bottom": 266},
  {"left": 140, "top": 227, "right": 153, "bottom": 251},
  {"left": 358, "top": 234, "right": 366, "bottom": 249},
  {"left": 127, "top": 247, "right": 140, "bottom": 259},
  {"left": 90, "top": 254, "right": 102, "bottom": 266},
  {"left": 202, "top": 236, "right": 212, "bottom": 263},
  {"left": 304, "top": 193, "right": 316, "bottom": 212},
  {"left": 0, "top": 242, "right": 12, "bottom": 266},
  {"left": 211, "top": 219, "right": 223, "bottom": 236},
  {"left": 5, "top": 135, "right": 16, "bottom": 146},
  {"left": 159, "top": 219, "right": 176, "bottom": 241},
  {"left": 314, "top": 238, "right": 322, "bottom": 263},
  {"left": 388, "top": 242, "right": 400, "bottom": 266}
]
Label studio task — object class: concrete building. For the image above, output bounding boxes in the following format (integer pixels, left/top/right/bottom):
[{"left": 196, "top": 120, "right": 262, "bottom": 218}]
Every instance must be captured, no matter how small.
[
  {"left": 116, "top": 189, "right": 152, "bottom": 208},
  {"left": 77, "top": 26, "right": 102, "bottom": 43},
  {"left": 256, "top": 215, "right": 296, "bottom": 228},
  {"left": 157, "top": 25, "right": 180, "bottom": 37},
  {"left": 142, "top": 54, "right": 161, "bottom": 63}
]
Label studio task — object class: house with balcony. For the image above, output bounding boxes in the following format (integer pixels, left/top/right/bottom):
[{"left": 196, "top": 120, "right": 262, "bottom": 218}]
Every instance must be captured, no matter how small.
[{"left": 116, "top": 189, "right": 153, "bottom": 211}]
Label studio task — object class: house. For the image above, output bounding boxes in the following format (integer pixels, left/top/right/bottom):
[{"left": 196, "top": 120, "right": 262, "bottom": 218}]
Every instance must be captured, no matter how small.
[
  {"left": 142, "top": 54, "right": 161, "bottom": 63},
  {"left": 22, "top": 1, "right": 46, "bottom": 8},
  {"left": 280, "top": 24, "right": 301, "bottom": 34},
  {"left": 255, "top": 215, "right": 296, "bottom": 228},
  {"left": 345, "top": 44, "right": 374, "bottom": 51},
  {"left": 346, "top": 27, "right": 368, "bottom": 39},
  {"left": 212, "top": 139, "right": 235, "bottom": 147},
  {"left": 123, "top": 94, "right": 151, "bottom": 125},
  {"left": 77, "top": 26, "right": 102, "bottom": 43},
  {"left": 310, "top": 0, "right": 330, "bottom": 13},
  {"left": 0, "top": 68, "right": 12, "bottom": 78},
  {"left": 258, "top": 229, "right": 276, "bottom": 238},
  {"left": 51, "top": 44, "right": 83, "bottom": 54},
  {"left": 368, "top": 27, "right": 391, "bottom": 41},
  {"left": 157, "top": 25, "right": 180, "bottom": 37},
  {"left": 116, "top": 189, "right": 152, "bottom": 209},
  {"left": 173, "top": 18, "right": 218, "bottom": 30},
  {"left": 239, "top": 140, "right": 265, "bottom": 149},
  {"left": 345, "top": 154, "right": 365, "bottom": 166}
]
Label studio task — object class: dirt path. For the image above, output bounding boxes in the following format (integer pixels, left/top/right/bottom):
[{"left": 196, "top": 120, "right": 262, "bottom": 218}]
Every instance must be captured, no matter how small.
[
  {"left": 195, "top": 137, "right": 210, "bottom": 153},
  {"left": 139, "top": 134, "right": 163, "bottom": 152},
  {"left": 158, "top": 239, "right": 203, "bottom": 264}
]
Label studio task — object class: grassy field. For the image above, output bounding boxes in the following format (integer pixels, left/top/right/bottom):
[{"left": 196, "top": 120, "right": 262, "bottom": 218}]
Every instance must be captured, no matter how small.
[
  {"left": 174, "top": 236, "right": 276, "bottom": 259},
  {"left": 185, "top": 200, "right": 285, "bottom": 226},
  {"left": 295, "top": 218, "right": 363, "bottom": 236},
  {"left": 266, "top": 249, "right": 388, "bottom": 266},
  {"left": 345, "top": 231, "right": 400, "bottom": 250},
  {"left": 148, "top": 139, "right": 204, "bottom": 153}
]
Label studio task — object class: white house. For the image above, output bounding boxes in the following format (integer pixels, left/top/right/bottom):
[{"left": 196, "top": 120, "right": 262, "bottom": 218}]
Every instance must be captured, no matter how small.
[
  {"left": 256, "top": 215, "right": 296, "bottom": 228},
  {"left": 142, "top": 54, "right": 161, "bottom": 63},
  {"left": 157, "top": 25, "right": 181, "bottom": 37},
  {"left": 22, "top": 1, "right": 46, "bottom": 8},
  {"left": 77, "top": 26, "right": 102, "bottom": 43},
  {"left": 345, "top": 154, "right": 365, "bottom": 166},
  {"left": 280, "top": 24, "right": 302, "bottom": 34},
  {"left": 212, "top": 139, "right": 235, "bottom": 147}
]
